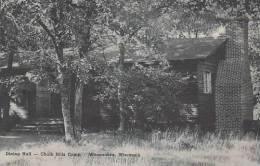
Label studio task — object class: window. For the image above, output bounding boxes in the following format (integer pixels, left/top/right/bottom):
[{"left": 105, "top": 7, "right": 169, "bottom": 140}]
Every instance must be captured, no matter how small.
[{"left": 203, "top": 71, "right": 212, "bottom": 94}]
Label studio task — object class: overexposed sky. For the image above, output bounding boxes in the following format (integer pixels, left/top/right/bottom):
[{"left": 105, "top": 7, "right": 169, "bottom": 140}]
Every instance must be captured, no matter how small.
[{"left": 211, "top": 26, "right": 226, "bottom": 38}]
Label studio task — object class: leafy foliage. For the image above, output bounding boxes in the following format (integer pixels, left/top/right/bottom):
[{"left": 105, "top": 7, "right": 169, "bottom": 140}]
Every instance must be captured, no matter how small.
[{"left": 94, "top": 62, "right": 186, "bottom": 127}]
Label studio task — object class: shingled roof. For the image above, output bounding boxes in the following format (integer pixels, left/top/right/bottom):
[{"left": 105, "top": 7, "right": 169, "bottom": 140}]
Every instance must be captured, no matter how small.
[
  {"left": 164, "top": 38, "right": 226, "bottom": 61},
  {"left": 0, "top": 38, "right": 226, "bottom": 69},
  {"left": 97, "top": 37, "right": 227, "bottom": 63}
]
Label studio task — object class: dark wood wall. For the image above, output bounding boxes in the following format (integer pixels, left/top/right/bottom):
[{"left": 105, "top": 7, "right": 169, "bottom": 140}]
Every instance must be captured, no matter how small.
[
  {"left": 82, "top": 81, "right": 119, "bottom": 130},
  {"left": 197, "top": 46, "right": 225, "bottom": 131},
  {"left": 197, "top": 60, "right": 216, "bottom": 131},
  {"left": 35, "top": 79, "right": 62, "bottom": 118},
  {"left": 170, "top": 60, "right": 199, "bottom": 105},
  {"left": 12, "top": 79, "right": 36, "bottom": 119}
]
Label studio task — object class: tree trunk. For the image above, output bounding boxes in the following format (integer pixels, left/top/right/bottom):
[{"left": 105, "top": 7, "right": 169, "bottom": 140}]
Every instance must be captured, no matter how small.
[
  {"left": 1, "top": 87, "right": 10, "bottom": 125},
  {"left": 74, "top": 82, "right": 83, "bottom": 138},
  {"left": 74, "top": 26, "right": 91, "bottom": 136},
  {"left": 3, "top": 44, "right": 16, "bottom": 121},
  {"left": 118, "top": 81, "right": 127, "bottom": 131},
  {"left": 3, "top": 96, "right": 10, "bottom": 120},
  {"left": 117, "top": 40, "right": 127, "bottom": 131},
  {"left": 60, "top": 71, "right": 75, "bottom": 143},
  {"left": 74, "top": 25, "right": 93, "bottom": 135},
  {"left": 55, "top": 44, "right": 76, "bottom": 142},
  {"left": 7, "top": 45, "right": 15, "bottom": 70}
]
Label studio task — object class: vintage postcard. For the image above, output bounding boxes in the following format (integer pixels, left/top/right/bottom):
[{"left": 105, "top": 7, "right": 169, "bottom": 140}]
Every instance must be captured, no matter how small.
[{"left": 0, "top": 0, "right": 259, "bottom": 166}]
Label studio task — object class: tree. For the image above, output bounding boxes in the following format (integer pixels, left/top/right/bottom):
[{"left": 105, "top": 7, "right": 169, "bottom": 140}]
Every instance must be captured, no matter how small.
[
  {"left": 68, "top": 0, "right": 99, "bottom": 138},
  {"left": 94, "top": 61, "right": 186, "bottom": 130},
  {"left": 180, "top": 0, "right": 260, "bottom": 19},
  {"left": 17, "top": 0, "right": 104, "bottom": 141},
  {"left": 0, "top": 0, "right": 21, "bottom": 121},
  {"left": 34, "top": 0, "right": 76, "bottom": 142},
  {"left": 94, "top": 0, "right": 179, "bottom": 131}
]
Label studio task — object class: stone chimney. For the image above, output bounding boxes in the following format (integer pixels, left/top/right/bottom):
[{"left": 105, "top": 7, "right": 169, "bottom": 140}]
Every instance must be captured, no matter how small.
[{"left": 215, "top": 16, "right": 254, "bottom": 135}]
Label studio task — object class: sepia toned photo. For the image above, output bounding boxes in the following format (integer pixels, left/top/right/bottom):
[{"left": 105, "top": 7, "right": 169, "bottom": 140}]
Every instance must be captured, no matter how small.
[{"left": 0, "top": 0, "right": 260, "bottom": 165}]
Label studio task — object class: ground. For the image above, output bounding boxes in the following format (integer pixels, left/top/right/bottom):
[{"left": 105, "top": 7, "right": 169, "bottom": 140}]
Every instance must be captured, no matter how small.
[{"left": 0, "top": 130, "right": 259, "bottom": 166}]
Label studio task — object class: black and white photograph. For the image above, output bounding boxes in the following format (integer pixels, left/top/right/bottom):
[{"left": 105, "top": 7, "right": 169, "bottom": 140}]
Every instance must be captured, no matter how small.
[{"left": 0, "top": 0, "right": 260, "bottom": 165}]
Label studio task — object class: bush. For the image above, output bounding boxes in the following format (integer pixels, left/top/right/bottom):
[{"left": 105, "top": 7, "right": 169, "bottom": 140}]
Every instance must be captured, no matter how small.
[{"left": 94, "top": 62, "right": 186, "bottom": 130}]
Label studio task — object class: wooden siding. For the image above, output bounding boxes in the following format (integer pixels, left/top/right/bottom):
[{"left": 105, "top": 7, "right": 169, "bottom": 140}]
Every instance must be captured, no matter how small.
[
  {"left": 196, "top": 45, "right": 225, "bottom": 131},
  {"left": 197, "top": 60, "right": 217, "bottom": 131},
  {"left": 36, "top": 85, "right": 52, "bottom": 117},
  {"left": 35, "top": 79, "right": 62, "bottom": 118}
]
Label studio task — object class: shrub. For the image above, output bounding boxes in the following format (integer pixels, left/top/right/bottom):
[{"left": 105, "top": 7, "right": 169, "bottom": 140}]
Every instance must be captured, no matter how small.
[{"left": 94, "top": 62, "right": 186, "bottom": 130}]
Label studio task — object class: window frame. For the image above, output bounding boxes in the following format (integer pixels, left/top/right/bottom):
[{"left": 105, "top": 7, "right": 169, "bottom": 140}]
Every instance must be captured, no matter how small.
[{"left": 203, "top": 71, "right": 212, "bottom": 94}]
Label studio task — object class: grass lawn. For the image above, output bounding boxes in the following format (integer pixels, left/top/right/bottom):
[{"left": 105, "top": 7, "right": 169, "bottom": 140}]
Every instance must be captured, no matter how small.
[{"left": 0, "top": 130, "right": 259, "bottom": 166}]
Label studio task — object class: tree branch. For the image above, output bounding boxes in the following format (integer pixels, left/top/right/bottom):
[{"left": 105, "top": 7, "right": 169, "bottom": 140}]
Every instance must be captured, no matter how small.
[
  {"left": 37, "top": 17, "right": 57, "bottom": 47},
  {"left": 36, "top": 16, "right": 63, "bottom": 62}
]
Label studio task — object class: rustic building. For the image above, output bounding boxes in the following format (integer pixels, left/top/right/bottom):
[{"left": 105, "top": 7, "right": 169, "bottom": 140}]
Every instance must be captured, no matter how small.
[
  {"left": 0, "top": 17, "right": 254, "bottom": 134},
  {"left": 119, "top": 16, "right": 254, "bottom": 134}
]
